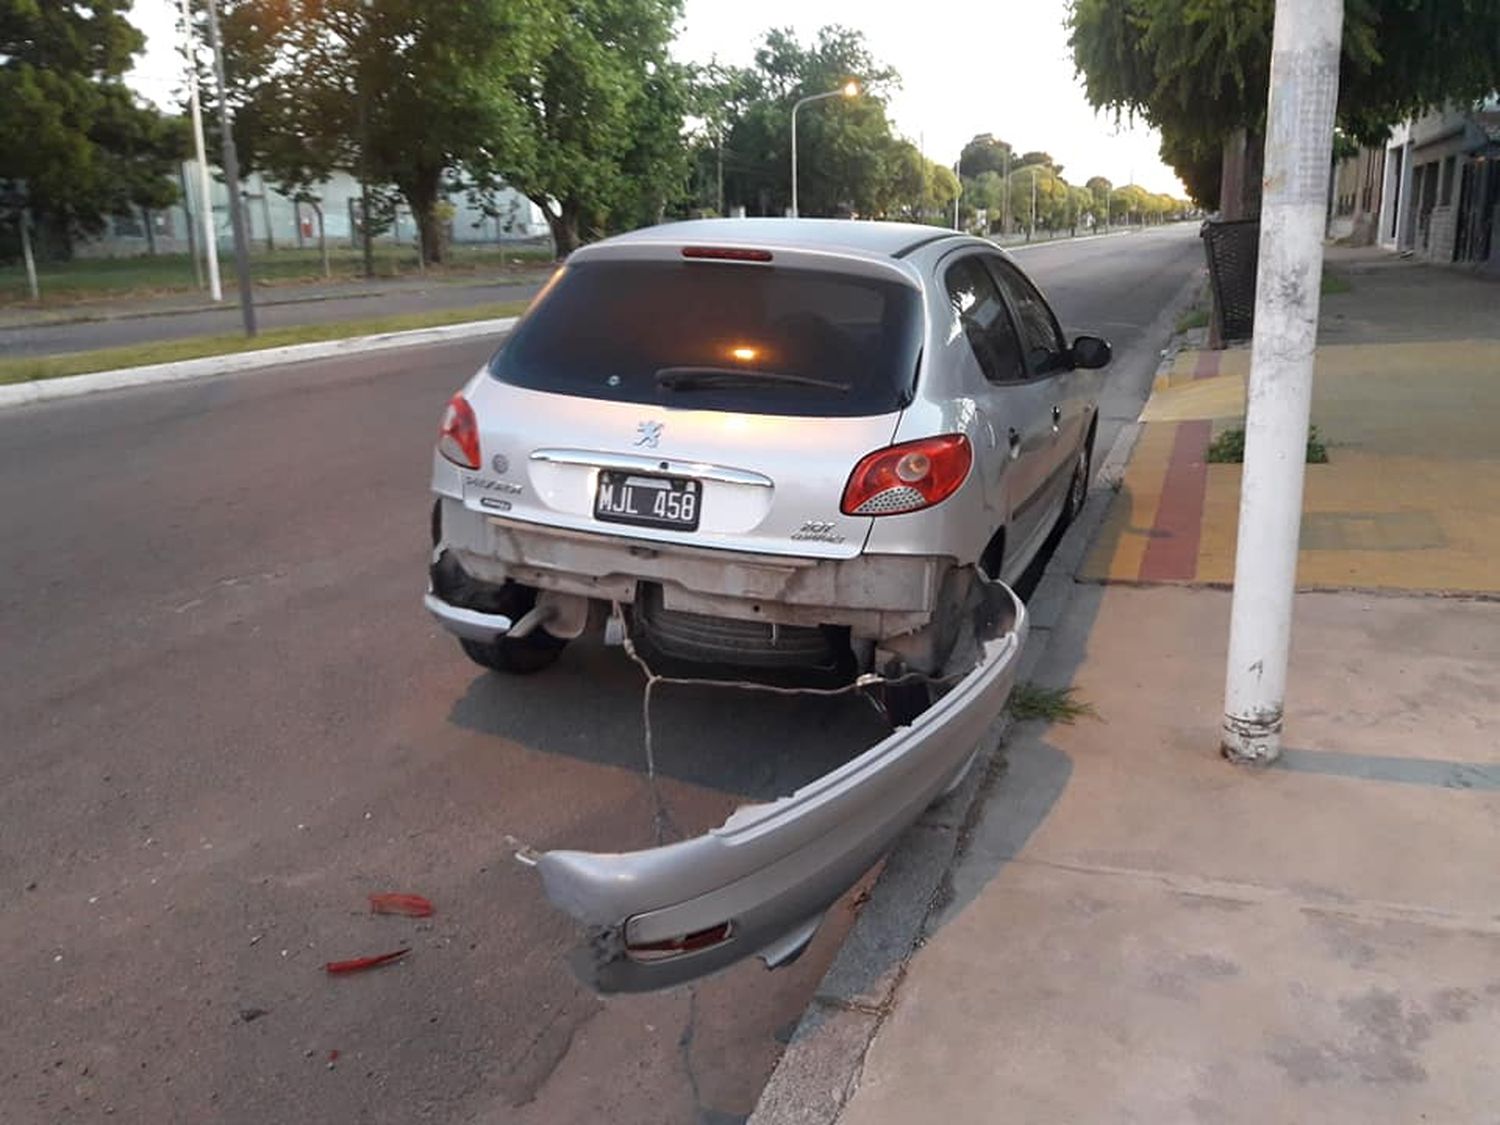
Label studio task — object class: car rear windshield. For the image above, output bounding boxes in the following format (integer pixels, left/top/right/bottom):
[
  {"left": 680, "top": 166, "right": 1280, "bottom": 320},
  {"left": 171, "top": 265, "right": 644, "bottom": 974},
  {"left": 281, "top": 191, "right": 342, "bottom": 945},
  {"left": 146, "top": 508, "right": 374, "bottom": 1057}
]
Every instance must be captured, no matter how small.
[{"left": 489, "top": 258, "right": 924, "bottom": 417}]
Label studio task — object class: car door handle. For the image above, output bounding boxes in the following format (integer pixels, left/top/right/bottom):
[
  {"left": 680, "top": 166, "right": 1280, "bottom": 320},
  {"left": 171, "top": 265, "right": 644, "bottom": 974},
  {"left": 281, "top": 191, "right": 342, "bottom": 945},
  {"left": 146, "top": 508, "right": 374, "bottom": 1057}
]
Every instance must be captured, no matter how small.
[{"left": 1007, "top": 428, "right": 1021, "bottom": 460}]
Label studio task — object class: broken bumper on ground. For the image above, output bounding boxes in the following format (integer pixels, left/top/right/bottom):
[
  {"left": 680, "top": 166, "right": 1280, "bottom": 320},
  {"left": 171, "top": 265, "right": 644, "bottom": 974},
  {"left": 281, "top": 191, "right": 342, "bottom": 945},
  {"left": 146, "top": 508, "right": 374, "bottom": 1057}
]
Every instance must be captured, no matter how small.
[{"left": 531, "top": 576, "right": 1027, "bottom": 993}]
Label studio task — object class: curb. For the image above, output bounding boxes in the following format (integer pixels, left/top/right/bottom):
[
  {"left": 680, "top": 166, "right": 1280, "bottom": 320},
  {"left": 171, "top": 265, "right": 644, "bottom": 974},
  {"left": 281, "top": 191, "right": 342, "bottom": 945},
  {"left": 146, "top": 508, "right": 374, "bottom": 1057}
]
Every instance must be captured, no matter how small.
[{"left": 0, "top": 316, "right": 518, "bottom": 410}]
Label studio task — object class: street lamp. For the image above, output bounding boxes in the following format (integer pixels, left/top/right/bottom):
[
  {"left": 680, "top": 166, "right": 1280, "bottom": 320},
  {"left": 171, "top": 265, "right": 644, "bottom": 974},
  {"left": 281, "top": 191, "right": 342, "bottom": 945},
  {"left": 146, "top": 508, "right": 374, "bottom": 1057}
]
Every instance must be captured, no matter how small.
[{"left": 790, "top": 81, "right": 858, "bottom": 218}]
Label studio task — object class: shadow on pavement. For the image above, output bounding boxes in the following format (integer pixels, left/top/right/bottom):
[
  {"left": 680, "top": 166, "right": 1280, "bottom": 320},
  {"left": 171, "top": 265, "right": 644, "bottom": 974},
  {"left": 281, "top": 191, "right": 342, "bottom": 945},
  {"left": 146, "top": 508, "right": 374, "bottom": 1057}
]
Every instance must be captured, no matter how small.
[{"left": 445, "top": 636, "right": 889, "bottom": 804}]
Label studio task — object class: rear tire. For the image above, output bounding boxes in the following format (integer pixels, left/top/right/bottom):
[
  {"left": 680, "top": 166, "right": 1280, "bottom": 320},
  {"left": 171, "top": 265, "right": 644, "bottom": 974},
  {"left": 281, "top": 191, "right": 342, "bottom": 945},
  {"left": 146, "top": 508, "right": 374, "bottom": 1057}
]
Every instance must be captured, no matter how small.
[
  {"left": 459, "top": 633, "right": 566, "bottom": 675},
  {"left": 454, "top": 580, "right": 567, "bottom": 675}
]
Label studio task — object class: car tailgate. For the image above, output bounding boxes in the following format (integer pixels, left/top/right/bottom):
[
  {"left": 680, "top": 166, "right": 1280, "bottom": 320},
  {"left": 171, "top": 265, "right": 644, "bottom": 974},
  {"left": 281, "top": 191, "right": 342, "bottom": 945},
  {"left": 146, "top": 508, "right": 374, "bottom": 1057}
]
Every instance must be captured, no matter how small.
[{"left": 466, "top": 378, "right": 899, "bottom": 561}]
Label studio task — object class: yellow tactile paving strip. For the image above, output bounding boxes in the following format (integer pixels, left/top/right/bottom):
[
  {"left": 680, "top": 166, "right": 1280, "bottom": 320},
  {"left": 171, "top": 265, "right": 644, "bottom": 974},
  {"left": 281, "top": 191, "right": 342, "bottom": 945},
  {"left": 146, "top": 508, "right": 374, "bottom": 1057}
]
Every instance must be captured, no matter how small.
[{"left": 1084, "top": 340, "right": 1500, "bottom": 595}]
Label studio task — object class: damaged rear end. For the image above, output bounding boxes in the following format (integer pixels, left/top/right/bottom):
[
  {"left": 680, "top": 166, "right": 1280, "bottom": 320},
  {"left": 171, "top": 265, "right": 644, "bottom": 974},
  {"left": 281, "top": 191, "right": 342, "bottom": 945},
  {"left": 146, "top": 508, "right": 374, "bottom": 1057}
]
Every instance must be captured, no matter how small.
[{"left": 528, "top": 575, "right": 1026, "bottom": 993}]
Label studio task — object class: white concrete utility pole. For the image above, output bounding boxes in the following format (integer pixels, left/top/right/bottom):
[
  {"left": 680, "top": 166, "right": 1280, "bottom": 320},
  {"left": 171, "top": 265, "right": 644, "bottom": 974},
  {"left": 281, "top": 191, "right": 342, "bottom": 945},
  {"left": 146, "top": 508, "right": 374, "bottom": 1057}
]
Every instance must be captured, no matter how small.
[
  {"left": 179, "top": 0, "right": 222, "bottom": 301},
  {"left": 1221, "top": 0, "right": 1344, "bottom": 765},
  {"left": 19, "top": 207, "right": 39, "bottom": 301}
]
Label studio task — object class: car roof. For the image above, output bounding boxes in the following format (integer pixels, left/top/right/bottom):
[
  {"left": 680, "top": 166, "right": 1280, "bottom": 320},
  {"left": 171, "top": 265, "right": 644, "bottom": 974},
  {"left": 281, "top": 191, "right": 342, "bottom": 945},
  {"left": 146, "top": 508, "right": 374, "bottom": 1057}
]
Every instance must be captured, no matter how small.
[{"left": 589, "top": 218, "right": 977, "bottom": 261}]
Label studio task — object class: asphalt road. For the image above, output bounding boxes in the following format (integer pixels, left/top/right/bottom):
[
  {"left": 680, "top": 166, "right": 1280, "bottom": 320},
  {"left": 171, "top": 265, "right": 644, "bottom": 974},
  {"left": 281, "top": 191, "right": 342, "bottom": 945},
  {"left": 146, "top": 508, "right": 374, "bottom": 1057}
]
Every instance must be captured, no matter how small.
[
  {"left": 1, "top": 274, "right": 549, "bottom": 359},
  {"left": 0, "top": 225, "right": 1200, "bottom": 1124}
]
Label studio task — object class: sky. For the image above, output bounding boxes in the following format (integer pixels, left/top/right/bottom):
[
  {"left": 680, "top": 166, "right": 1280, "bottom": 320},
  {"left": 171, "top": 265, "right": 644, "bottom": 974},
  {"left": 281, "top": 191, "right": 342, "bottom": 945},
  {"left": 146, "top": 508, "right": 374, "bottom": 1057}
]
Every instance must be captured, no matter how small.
[{"left": 124, "top": 0, "right": 1185, "bottom": 197}]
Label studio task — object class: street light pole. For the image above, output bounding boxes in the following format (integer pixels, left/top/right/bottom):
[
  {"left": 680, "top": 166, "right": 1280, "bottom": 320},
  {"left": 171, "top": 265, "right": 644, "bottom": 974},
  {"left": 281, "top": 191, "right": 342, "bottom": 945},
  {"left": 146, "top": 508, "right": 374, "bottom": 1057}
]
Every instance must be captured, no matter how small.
[
  {"left": 1221, "top": 0, "right": 1344, "bottom": 765},
  {"left": 790, "top": 82, "right": 857, "bottom": 219},
  {"left": 204, "top": 0, "right": 256, "bottom": 337}
]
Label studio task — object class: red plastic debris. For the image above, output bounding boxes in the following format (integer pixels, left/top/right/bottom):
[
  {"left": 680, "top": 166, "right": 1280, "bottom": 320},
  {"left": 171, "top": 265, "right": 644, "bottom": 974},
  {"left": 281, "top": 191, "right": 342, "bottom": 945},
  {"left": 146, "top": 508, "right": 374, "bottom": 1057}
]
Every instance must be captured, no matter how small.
[
  {"left": 324, "top": 948, "right": 410, "bottom": 974},
  {"left": 328, "top": 1050, "right": 340, "bottom": 1062},
  {"left": 368, "top": 893, "right": 434, "bottom": 918}
]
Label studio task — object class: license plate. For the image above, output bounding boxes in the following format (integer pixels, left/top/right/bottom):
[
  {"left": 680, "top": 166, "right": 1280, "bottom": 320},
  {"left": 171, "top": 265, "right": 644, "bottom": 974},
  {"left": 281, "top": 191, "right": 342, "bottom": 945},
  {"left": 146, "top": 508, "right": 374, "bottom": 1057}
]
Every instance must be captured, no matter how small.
[{"left": 594, "top": 471, "right": 701, "bottom": 531}]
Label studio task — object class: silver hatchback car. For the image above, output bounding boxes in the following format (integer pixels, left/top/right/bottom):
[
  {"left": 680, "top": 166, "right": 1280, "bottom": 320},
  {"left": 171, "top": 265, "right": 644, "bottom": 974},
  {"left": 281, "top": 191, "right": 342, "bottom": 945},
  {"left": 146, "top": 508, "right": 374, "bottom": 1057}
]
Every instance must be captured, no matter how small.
[
  {"left": 425, "top": 218, "right": 1110, "bottom": 991},
  {"left": 428, "top": 218, "right": 1109, "bottom": 684}
]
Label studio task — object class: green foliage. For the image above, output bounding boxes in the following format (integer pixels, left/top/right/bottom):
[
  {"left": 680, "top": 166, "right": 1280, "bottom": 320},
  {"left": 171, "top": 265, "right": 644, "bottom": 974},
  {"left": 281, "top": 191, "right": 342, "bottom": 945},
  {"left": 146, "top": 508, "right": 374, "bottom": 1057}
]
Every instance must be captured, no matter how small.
[
  {"left": 1070, "top": 0, "right": 1500, "bottom": 208},
  {"left": 1008, "top": 684, "right": 1097, "bottom": 724},
  {"left": 1206, "top": 425, "right": 1329, "bottom": 464},
  {"left": 494, "top": 0, "right": 689, "bottom": 253},
  {"left": 708, "top": 26, "right": 906, "bottom": 219},
  {"left": 0, "top": 0, "right": 184, "bottom": 254},
  {"left": 1086, "top": 175, "right": 1113, "bottom": 212},
  {"left": 1175, "top": 306, "right": 1210, "bottom": 332},
  {"left": 206, "top": 0, "right": 548, "bottom": 263},
  {"left": 0, "top": 298, "right": 531, "bottom": 384},
  {"left": 959, "top": 133, "right": 1015, "bottom": 179}
]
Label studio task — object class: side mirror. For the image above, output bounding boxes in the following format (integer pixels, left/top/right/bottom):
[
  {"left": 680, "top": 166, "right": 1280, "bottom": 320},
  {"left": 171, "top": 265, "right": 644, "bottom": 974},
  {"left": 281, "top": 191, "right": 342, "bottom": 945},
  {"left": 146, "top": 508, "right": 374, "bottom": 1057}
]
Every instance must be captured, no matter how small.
[{"left": 1070, "top": 334, "right": 1112, "bottom": 370}]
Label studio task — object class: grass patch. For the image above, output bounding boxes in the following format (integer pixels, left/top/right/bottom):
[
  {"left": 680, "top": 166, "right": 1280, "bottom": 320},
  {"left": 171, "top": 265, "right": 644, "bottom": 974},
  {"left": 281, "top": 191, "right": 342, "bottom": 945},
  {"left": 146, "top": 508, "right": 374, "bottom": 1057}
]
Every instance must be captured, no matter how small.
[
  {"left": 1007, "top": 683, "right": 1097, "bottom": 724},
  {"left": 1175, "top": 306, "right": 1211, "bottom": 333},
  {"left": 0, "top": 299, "right": 529, "bottom": 385},
  {"left": 1206, "top": 425, "right": 1329, "bottom": 464},
  {"left": 0, "top": 244, "right": 554, "bottom": 307},
  {"left": 1320, "top": 271, "right": 1352, "bottom": 295}
]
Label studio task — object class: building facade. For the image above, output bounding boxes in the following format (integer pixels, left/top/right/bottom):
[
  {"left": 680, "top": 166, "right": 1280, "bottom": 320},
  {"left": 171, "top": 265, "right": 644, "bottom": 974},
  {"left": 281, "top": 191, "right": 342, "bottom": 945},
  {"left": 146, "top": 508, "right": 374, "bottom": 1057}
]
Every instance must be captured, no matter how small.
[
  {"left": 78, "top": 163, "right": 548, "bottom": 258},
  {"left": 1328, "top": 145, "right": 1386, "bottom": 245},
  {"left": 1379, "top": 102, "right": 1500, "bottom": 272}
]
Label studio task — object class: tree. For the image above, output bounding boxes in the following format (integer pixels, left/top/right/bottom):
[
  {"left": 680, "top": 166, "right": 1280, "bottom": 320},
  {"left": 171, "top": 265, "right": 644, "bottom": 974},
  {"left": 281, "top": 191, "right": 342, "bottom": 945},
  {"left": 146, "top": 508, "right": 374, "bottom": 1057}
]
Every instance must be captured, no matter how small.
[
  {"left": 964, "top": 170, "right": 1006, "bottom": 231},
  {"left": 1007, "top": 165, "right": 1071, "bottom": 232},
  {"left": 1085, "top": 175, "right": 1113, "bottom": 216},
  {"left": 1070, "top": 0, "right": 1500, "bottom": 214},
  {"left": 683, "top": 60, "right": 759, "bottom": 216},
  {"left": 1, "top": 0, "right": 184, "bottom": 257},
  {"left": 958, "top": 133, "right": 1014, "bottom": 179},
  {"left": 206, "top": 0, "right": 545, "bottom": 264},
  {"left": 715, "top": 26, "right": 904, "bottom": 219},
  {"left": 494, "top": 0, "right": 689, "bottom": 254},
  {"left": 1069, "top": 185, "right": 1095, "bottom": 231},
  {"left": 925, "top": 159, "right": 961, "bottom": 221}
]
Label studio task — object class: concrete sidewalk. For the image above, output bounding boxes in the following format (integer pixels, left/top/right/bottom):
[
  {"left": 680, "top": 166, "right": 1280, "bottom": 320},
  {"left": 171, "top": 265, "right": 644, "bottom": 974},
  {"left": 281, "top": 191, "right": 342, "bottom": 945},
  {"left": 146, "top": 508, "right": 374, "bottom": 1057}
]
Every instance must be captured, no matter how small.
[
  {"left": 840, "top": 585, "right": 1500, "bottom": 1123},
  {"left": 759, "top": 251, "right": 1500, "bottom": 1123},
  {"left": 1085, "top": 255, "right": 1500, "bottom": 594}
]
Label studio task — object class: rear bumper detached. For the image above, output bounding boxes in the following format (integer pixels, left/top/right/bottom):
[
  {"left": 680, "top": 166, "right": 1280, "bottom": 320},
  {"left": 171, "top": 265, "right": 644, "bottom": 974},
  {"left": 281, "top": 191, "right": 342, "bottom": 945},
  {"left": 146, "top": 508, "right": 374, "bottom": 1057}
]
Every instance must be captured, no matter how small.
[{"left": 530, "top": 576, "right": 1027, "bottom": 993}]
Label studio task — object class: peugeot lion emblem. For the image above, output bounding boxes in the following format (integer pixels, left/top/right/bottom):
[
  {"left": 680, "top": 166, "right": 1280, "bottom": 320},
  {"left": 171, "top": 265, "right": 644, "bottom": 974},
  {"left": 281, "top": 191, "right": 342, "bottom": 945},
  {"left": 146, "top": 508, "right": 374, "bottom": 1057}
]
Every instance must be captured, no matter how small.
[{"left": 634, "top": 421, "right": 664, "bottom": 449}]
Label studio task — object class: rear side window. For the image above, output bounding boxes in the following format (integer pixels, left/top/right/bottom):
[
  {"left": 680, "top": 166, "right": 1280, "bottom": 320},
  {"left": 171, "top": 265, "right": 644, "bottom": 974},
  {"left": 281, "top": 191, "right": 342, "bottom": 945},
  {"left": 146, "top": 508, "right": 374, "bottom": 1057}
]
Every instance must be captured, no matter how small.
[
  {"left": 490, "top": 259, "right": 924, "bottom": 418},
  {"left": 943, "top": 256, "right": 1026, "bottom": 384},
  {"left": 985, "top": 259, "right": 1068, "bottom": 375}
]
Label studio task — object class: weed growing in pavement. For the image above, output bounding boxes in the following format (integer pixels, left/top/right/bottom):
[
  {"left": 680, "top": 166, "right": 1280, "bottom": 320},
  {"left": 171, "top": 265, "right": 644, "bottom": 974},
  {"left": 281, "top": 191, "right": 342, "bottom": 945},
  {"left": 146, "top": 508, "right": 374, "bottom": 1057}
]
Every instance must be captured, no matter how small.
[
  {"left": 1320, "top": 271, "right": 1352, "bottom": 295},
  {"left": 1206, "top": 425, "right": 1328, "bottom": 464},
  {"left": 1175, "top": 306, "right": 1210, "bottom": 333},
  {"left": 1008, "top": 683, "right": 1097, "bottom": 724}
]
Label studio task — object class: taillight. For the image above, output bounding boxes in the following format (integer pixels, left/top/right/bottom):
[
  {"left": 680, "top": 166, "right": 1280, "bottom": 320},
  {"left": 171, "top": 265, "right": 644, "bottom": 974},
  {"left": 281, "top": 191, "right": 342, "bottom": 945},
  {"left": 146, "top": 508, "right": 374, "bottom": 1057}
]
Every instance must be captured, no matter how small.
[
  {"left": 841, "top": 435, "right": 973, "bottom": 516},
  {"left": 437, "top": 394, "right": 480, "bottom": 469}
]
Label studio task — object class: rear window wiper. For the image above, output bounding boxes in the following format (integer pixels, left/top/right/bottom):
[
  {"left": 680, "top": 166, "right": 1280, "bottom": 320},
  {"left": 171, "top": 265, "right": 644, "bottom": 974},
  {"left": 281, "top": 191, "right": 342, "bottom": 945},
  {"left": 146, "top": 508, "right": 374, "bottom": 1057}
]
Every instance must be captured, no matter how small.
[{"left": 654, "top": 366, "right": 850, "bottom": 393}]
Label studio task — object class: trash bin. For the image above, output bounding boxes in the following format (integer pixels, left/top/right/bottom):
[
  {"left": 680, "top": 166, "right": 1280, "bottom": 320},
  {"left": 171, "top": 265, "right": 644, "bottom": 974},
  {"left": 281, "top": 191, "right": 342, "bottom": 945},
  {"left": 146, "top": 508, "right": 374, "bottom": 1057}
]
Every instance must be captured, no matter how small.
[{"left": 1200, "top": 218, "right": 1259, "bottom": 343}]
